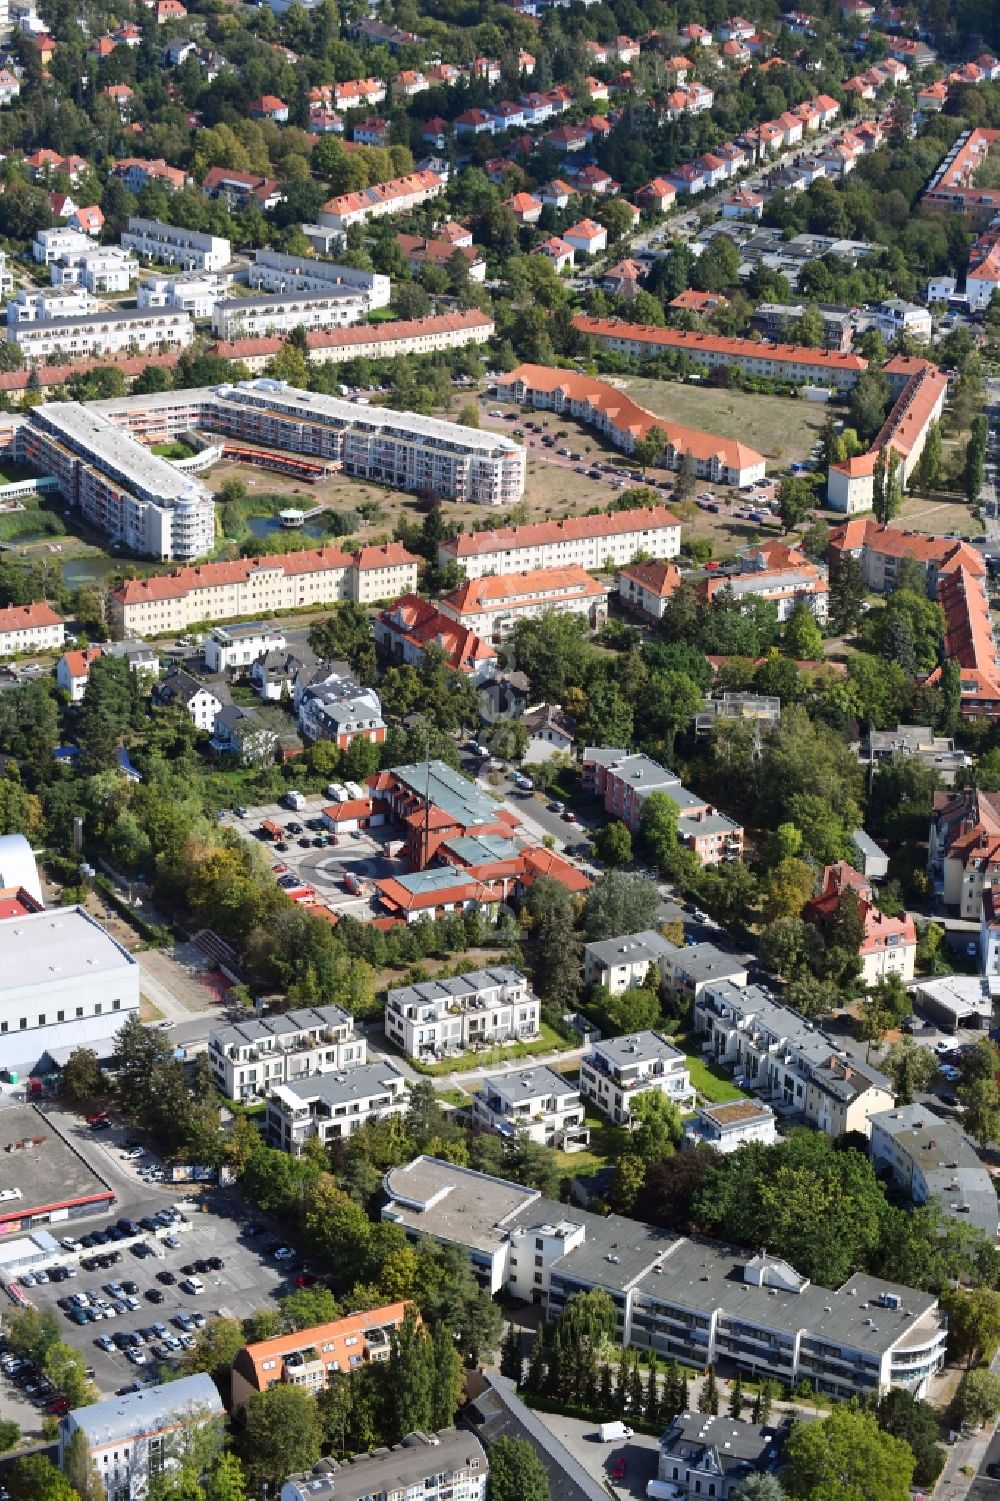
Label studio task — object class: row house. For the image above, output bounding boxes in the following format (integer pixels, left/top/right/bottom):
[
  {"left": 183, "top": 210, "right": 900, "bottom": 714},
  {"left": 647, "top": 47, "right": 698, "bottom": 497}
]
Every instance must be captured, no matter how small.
[
  {"left": 208, "top": 1003, "right": 364, "bottom": 1102},
  {"left": 10, "top": 307, "right": 192, "bottom": 361},
  {"left": 583, "top": 747, "right": 744, "bottom": 863},
  {"left": 317, "top": 169, "right": 446, "bottom": 232},
  {"left": 694, "top": 979, "right": 894, "bottom": 1136},
  {"left": 0, "top": 601, "right": 65, "bottom": 657},
  {"left": 122, "top": 217, "right": 230, "bottom": 273},
  {"left": 579, "top": 1030, "right": 695, "bottom": 1124},
  {"left": 211, "top": 289, "right": 372, "bottom": 340},
  {"left": 435, "top": 565, "right": 609, "bottom": 642},
  {"left": 870, "top": 1103, "right": 998, "bottom": 1240},
  {"left": 332, "top": 77, "right": 386, "bottom": 110},
  {"left": 267, "top": 1061, "right": 407, "bottom": 1155},
  {"left": 385, "top": 967, "right": 540, "bottom": 1062},
  {"left": 440, "top": 501, "right": 680, "bottom": 581},
  {"left": 284, "top": 1432, "right": 487, "bottom": 1501},
  {"left": 392, "top": 70, "right": 429, "bottom": 100},
  {"left": 472, "top": 1065, "right": 589, "bottom": 1150}
]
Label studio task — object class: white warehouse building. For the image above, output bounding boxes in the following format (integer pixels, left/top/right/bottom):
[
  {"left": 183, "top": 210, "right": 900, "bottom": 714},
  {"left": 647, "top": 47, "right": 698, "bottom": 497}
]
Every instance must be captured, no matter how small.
[{"left": 121, "top": 217, "right": 231, "bottom": 273}]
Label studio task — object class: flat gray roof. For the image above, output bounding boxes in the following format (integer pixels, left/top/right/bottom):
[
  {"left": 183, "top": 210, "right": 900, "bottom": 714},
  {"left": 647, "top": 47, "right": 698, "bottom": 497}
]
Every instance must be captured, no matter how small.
[
  {"left": 531, "top": 1200, "right": 676, "bottom": 1292},
  {"left": 592, "top": 1030, "right": 685, "bottom": 1069},
  {"left": 382, "top": 1156, "right": 538, "bottom": 1254},
  {"left": 870, "top": 1103, "right": 998, "bottom": 1237},
  {"left": 673, "top": 943, "right": 750, "bottom": 983},
  {"left": 272, "top": 1060, "right": 404, "bottom": 1111},
  {"left": 678, "top": 812, "right": 740, "bottom": 836},
  {"left": 285, "top": 1430, "right": 487, "bottom": 1501},
  {"left": 67, "top": 1373, "right": 223, "bottom": 1446},
  {"left": 0, "top": 1105, "right": 114, "bottom": 1219},
  {"left": 31, "top": 402, "right": 208, "bottom": 508},
  {"left": 586, "top": 929, "right": 679, "bottom": 969},
  {"left": 479, "top": 1065, "right": 577, "bottom": 1104},
  {"left": 851, "top": 829, "right": 887, "bottom": 859},
  {"left": 0, "top": 905, "right": 136, "bottom": 991},
  {"left": 215, "top": 290, "right": 367, "bottom": 312}
]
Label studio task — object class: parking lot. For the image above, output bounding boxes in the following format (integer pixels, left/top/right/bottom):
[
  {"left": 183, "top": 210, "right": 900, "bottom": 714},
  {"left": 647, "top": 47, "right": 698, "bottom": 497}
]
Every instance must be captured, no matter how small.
[
  {"left": 530, "top": 1408, "right": 660, "bottom": 1498},
  {"left": 3, "top": 1194, "right": 297, "bottom": 1399}
]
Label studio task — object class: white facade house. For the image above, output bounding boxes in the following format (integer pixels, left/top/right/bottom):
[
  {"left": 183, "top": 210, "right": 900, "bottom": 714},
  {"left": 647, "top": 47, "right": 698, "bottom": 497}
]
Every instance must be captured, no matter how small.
[
  {"left": 584, "top": 928, "right": 678, "bottom": 995},
  {"left": 59, "top": 1375, "right": 224, "bottom": 1501},
  {"left": 211, "top": 289, "right": 372, "bottom": 339},
  {"left": 121, "top": 217, "right": 231, "bottom": 272},
  {"left": 136, "top": 274, "right": 228, "bottom": 320},
  {"left": 267, "top": 1060, "right": 407, "bottom": 1154},
  {"left": 248, "top": 249, "right": 391, "bottom": 308},
  {"left": 439, "top": 505, "right": 681, "bottom": 580},
  {"left": 579, "top": 1031, "right": 695, "bottom": 1124},
  {"left": 875, "top": 299, "right": 932, "bottom": 341},
  {"left": 472, "top": 1065, "right": 590, "bottom": 1150},
  {"left": 7, "top": 286, "right": 97, "bottom": 324},
  {"left": 281, "top": 1432, "right": 488, "bottom": 1501},
  {"left": 385, "top": 968, "right": 540, "bottom": 1061},
  {"left": 203, "top": 622, "right": 286, "bottom": 674},
  {"left": 296, "top": 670, "right": 384, "bottom": 748},
  {"left": 32, "top": 226, "right": 91, "bottom": 265},
  {"left": 53, "top": 246, "right": 138, "bottom": 295},
  {"left": 208, "top": 1003, "right": 365, "bottom": 1102},
  {"left": 0, "top": 905, "right": 140, "bottom": 1073},
  {"left": 153, "top": 668, "right": 223, "bottom": 729},
  {"left": 0, "top": 601, "right": 65, "bottom": 657},
  {"left": 683, "top": 1099, "right": 778, "bottom": 1154},
  {"left": 9, "top": 308, "right": 193, "bottom": 360}
]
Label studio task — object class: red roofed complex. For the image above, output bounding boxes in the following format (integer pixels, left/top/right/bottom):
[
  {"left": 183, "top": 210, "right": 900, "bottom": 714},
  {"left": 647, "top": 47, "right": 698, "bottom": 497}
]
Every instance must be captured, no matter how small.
[
  {"left": 373, "top": 596, "right": 498, "bottom": 681},
  {"left": 923, "top": 127, "right": 1000, "bottom": 229},
  {"left": 110, "top": 546, "right": 418, "bottom": 637},
  {"left": 0, "top": 602, "right": 65, "bottom": 656},
  {"left": 208, "top": 311, "right": 494, "bottom": 373},
  {"left": 804, "top": 863, "right": 916, "bottom": 985},
  {"left": 319, "top": 169, "right": 446, "bottom": 231},
  {"left": 827, "top": 356, "right": 948, "bottom": 514},
  {"left": 231, "top": 1304, "right": 409, "bottom": 1411},
  {"left": 439, "top": 503, "right": 682, "bottom": 582},
  {"left": 571, "top": 316, "right": 867, "bottom": 389},
  {"left": 437, "top": 566, "right": 610, "bottom": 641},
  {"left": 495, "top": 365, "right": 766, "bottom": 489}
]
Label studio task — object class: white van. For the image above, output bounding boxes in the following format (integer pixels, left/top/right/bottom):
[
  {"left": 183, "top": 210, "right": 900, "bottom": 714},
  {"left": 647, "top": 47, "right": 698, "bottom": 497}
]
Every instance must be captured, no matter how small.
[{"left": 180, "top": 1277, "right": 205, "bottom": 1295}]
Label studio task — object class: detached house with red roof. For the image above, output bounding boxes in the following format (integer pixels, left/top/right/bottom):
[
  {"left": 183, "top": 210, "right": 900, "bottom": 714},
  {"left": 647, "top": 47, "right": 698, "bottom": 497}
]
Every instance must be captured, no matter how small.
[
  {"left": 534, "top": 236, "right": 575, "bottom": 272},
  {"left": 56, "top": 645, "right": 103, "bottom": 702},
  {"left": 804, "top": 863, "right": 916, "bottom": 985},
  {"left": 249, "top": 95, "right": 288, "bottom": 122},
  {"left": 563, "top": 219, "right": 607, "bottom": 255},
  {"left": 374, "top": 597, "right": 498, "bottom": 682}
]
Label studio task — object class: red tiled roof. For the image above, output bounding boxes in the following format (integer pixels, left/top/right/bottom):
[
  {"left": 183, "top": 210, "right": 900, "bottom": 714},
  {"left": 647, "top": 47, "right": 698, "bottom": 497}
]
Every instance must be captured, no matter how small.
[
  {"left": 619, "top": 559, "right": 682, "bottom": 598},
  {"left": 571, "top": 316, "right": 868, "bottom": 371},
  {"left": 0, "top": 602, "right": 63, "bottom": 633},
  {"left": 440, "top": 565, "right": 606, "bottom": 616},
  {"left": 444, "top": 503, "right": 680, "bottom": 560},
  {"left": 210, "top": 311, "right": 492, "bottom": 361},
  {"left": 112, "top": 544, "right": 417, "bottom": 606}
]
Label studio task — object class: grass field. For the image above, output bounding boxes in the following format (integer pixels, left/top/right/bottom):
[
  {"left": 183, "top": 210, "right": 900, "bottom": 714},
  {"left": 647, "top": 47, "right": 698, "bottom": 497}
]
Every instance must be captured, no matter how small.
[
  {"left": 623, "top": 378, "right": 828, "bottom": 465},
  {"left": 676, "top": 1036, "right": 749, "bottom": 1104},
  {"left": 895, "top": 492, "right": 979, "bottom": 538}
]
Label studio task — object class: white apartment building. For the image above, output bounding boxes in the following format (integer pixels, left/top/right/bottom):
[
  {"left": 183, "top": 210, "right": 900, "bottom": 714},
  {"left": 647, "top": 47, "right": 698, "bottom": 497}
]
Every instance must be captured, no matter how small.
[
  {"left": 17, "top": 402, "right": 214, "bottom": 561},
  {"left": 59, "top": 1375, "right": 224, "bottom": 1501},
  {"left": 267, "top": 1060, "right": 407, "bottom": 1154},
  {"left": 249, "top": 249, "right": 391, "bottom": 308},
  {"left": 7, "top": 286, "right": 97, "bottom": 324},
  {"left": 121, "top": 217, "right": 231, "bottom": 272},
  {"left": 0, "top": 905, "right": 140, "bottom": 1074},
  {"left": 32, "top": 226, "right": 90, "bottom": 265},
  {"left": 440, "top": 505, "right": 681, "bottom": 577},
  {"left": 53, "top": 246, "right": 138, "bottom": 295},
  {"left": 209, "top": 1003, "right": 365, "bottom": 1101},
  {"left": 583, "top": 928, "right": 679, "bottom": 994},
  {"left": 384, "top": 967, "right": 540, "bottom": 1062},
  {"left": 92, "top": 380, "right": 524, "bottom": 511},
  {"left": 0, "top": 601, "right": 65, "bottom": 656},
  {"left": 436, "top": 566, "right": 609, "bottom": 641},
  {"left": 136, "top": 273, "right": 228, "bottom": 320},
  {"left": 694, "top": 979, "right": 894, "bottom": 1137},
  {"left": 203, "top": 622, "right": 286, "bottom": 673},
  {"left": 472, "top": 1065, "right": 589, "bottom": 1150},
  {"left": 281, "top": 1431, "right": 488, "bottom": 1501},
  {"left": 579, "top": 1030, "right": 695, "bottom": 1124},
  {"left": 211, "top": 289, "right": 373, "bottom": 340},
  {"left": 382, "top": 1157, "right": 948, "bottom": 1400},
  {"left": 9, "top": 308, "right": 193, "bottom": 361},
  {"left": 0, "top": 251, "right": 12, "bottom": 300}
]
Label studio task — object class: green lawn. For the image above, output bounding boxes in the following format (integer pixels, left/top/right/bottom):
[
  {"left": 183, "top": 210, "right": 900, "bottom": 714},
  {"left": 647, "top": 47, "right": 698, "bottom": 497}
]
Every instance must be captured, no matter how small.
[
  {"left": 406, "top": 1020, "right": 569, "bottom": 1076},
  {"left": 679, "top": 1037, "right": 749, "bottom": 1104},
  {"left": 553, "top": 1113, "right": 620, "bottom": 1176}
]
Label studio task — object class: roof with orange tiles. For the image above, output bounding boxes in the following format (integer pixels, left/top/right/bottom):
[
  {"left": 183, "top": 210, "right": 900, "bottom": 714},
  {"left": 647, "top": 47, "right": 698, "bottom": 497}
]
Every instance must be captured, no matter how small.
[
  {"left": 377, "top": 872, "right": 493, "bottom": 911},
  {"left": 619, "top": 559, "right": 683, "bottom": 597},
  {"left": 638, "top": 177, "right": 677, "bottom": 199},
  {"left": 322, "top": 169, "right": 442, "bottom": 217},
  {"left": 0, "top": 602, "right": 64, "bottom": 633},
  {"left": 937, "top": 566, "right": 999, "bottom": 675},
  {"left": 61, "top": 646, "right": 102, "bottom": 679},
  {"left": 233, "top": 1303, "right": 409, "bottom": 1398},
  {"left": 519, "top": 846, "right": 593, "bottom": 893},
  {"left": 565, "top": 218, "right": 605, "bottom": 239},
  {"left": 570, "top": 316, "right": 868, "bottom": 372},
  {"left": 496, "top": 364, "right": 764, "bottom": 475},
  {"left": 668, "top": 289, "right": 727, "bottom": 310},
  {"left": 0, "top": 887, "right": 43, "bottom": 920},
  {"left": 376, "top": 596, "right": 497, "bottom": 674},
  {"left": 443, "top": 503, "right": 681, "bottom": 562},
  {"left": 209, "top": 311, "right": 492, "bottom": 362},
  {"left": 441, "top": 566, "right": 607, "bottom": 617},
  {"left": 804, "top": 862, "right": 916, "bottom": 952},
  {"left": 112, "top": 544, "right": 417, "bottom": 606},
  {"left": 396, "top": 234, "right": 482, "bottom": 268},
  {"left": 828, "top": 520, "right": 985, "bottom": 577},
  {"left": 829, "top": 363, "right": 948, "bottom": 478}
]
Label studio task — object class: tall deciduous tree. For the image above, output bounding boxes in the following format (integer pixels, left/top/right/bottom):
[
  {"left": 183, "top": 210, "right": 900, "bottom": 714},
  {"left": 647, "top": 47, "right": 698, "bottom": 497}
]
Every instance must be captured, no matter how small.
[
  {"left": 239, "top": 1385, "right": 322, "bottom": 1494},
  {"left": 487, "top": 1438, "right": 549, "bottom": 1501},
  {"left": 783, "top": 1407, "right": 914, "bottom": 1501}
]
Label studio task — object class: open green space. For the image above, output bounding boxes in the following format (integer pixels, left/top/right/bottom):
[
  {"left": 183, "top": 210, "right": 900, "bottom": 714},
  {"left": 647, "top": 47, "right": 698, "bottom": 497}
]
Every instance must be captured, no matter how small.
[{"left": 676, "top": 1036, "right": 749, "bottom": 1104}]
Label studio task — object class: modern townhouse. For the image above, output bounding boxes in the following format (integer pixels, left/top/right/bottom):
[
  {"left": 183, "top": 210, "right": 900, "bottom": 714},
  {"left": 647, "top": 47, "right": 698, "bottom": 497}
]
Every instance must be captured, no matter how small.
[
  {"left": 472, "top": 1065, "right": 589, "bottom": 1150},
  {"left": 583, "top": 748, "right": 745, "bottom": 863},
  {"left": 135, "top": 274, "right": 226, "bottom": 320},
  {"left": 53, "top": 246, "right": 138, "bottom": 295},
  {"left": 694, "top": 979, "right": 894, "bottom": 1136},
  {"left": 267, "top": 1060, "right": 408, "bottom": 1155},
  {"left": 9, "top": 307, "right": 193, "bottom": 361},
  {"left": 109, "top": 542, "right": 418, "bottom": 636},
  {"left": 208, "top": 1002, "right": 365, "bottom": 1102},
  {"left": 579, "top": 1030, "right": 695, "bottom": 1124},
  {"left": 203, "top": 622, "right": 286, "bottom": 673},
  {"left": 16, "top": 400, "right": 213, "bottom": 561},
  {"left": 121, "top": 217, "right": 231, "bottom": 272},
  {"left": 858, "top": 723, "right": 972, "bottom": 786},
  {"left": 583, "top": 929, "right": 679, "bottom": 995},
  {"left": 869, "top": 1102, "right": 998, "bottom": 1239},
  {"left": 663, "top": 943, "right": 750, "bottom": 1001},
  {"left": 59, "top": 1375, "right": 224, "bottom": 1501},
  {"left": 7, "top": 286, "right": 98, "bottom": 324},
  {"left": 439, "top": 505, "right": 680, "bottom": 581},
  {"left": 495, "top": 365, "right": 765, "bottom": 488},
  {"left": 211, "top": 289, "right": 375, "bottom": 339},
  {"left": 282, "top": 1430, "right": 488, "bottom": 1501},
  {"left": 248, "top": 250, "right": 390, "bottom": 307},
  {"left": 381, "top": 1156, "right": 947, "bottom": 1398},
  {"left": 570, "top": 317, "right": 868, "bottom": 389},
  {"left": 31, "top": 226, "right": 98, "bottom": 265},
  {"left": 230, "top": 1304, "right": 408, "bottom": 1412},
  {"left": 0, "top": 601, "right": 65, "bottom": 656},
  {"left": 384, "top": 967, "right": 540, "bottom": 1062}
]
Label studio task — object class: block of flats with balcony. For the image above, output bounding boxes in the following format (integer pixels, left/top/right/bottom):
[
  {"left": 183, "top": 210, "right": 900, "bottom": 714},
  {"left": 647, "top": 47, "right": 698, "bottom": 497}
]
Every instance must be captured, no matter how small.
[
  {"left": 472, "top": 1065, "right": 590, "bottom": 1151},
  {"left": 208, "top": 1003, "right": 364, "bottom": 1101},
  {"left": 579, "top": 1030, "right": 695, "bottom": 1125},
  {"left": 384, "top": 967, "right": 540, "bottom": 1062},
  {"left": 230, "top": 1303, "right": 409, "bottom": 1411}
]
